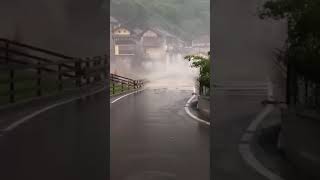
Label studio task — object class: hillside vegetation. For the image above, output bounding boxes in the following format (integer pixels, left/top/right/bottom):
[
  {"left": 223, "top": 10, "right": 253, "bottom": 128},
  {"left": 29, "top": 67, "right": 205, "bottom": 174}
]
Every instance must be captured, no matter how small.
[{"left": 109, "top": 0, "right": 210, "bottom": 41}]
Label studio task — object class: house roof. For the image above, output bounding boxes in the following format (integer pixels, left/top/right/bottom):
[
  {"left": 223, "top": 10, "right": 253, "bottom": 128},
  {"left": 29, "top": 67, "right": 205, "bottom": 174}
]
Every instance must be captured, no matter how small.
[
  {"left": 133, "top": 28, "right": 143, "bottom": 35},
  {"left": 153, "top": 28, "right": 176, "bottom": 38},
  {"left": 112, "top": 25, "right": 132, "bottom": 34},
  {"left": 142, "top": 37, "right": 163, "bottom": 47},
  {"left": 141, "top": 28, "right": 164, "bottom": 38}
]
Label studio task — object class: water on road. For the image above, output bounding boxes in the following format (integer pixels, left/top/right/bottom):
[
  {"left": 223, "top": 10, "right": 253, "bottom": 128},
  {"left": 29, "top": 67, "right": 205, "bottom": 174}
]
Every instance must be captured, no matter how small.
[
  {"left": 111, "top": 53, "right": 209, "bottom": 180},
  {"left": 111, "top": 89, "right": 209, "bottom": 180}
]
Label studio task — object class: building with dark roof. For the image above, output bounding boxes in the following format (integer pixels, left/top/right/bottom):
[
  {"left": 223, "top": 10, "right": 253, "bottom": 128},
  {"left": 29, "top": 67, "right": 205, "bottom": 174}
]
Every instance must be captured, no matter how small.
[{"left": 112, "top": 25, "right": 137, "bottom": 56}]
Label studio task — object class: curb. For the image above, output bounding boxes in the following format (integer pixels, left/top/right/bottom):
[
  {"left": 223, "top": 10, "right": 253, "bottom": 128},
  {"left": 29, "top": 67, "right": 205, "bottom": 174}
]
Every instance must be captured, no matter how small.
[
  {"left": 239, "top": 104, "right": 285, "bottom": 180},
  {"left": 184, "top": 95, "right": 210, "bottom": 126},
  {"left": 111, "top": 88, "right": 146, "bottom": 104}
]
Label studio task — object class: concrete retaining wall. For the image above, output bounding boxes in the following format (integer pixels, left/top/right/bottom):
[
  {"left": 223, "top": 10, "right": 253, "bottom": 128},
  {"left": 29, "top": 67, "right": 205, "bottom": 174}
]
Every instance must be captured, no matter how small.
[{"left": 198, "top": 95, "right": 210, "bottom": 119}]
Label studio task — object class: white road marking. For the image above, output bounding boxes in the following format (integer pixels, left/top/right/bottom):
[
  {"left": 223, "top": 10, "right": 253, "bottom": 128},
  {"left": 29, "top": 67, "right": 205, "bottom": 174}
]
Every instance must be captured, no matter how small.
[
  {"left": 239, "top": 80, "right": 285, "bottom": 180},
  {"left": 110, "top": 88, "right": 146, "bottom": 104},
  {"left": 239, "top": 143, "right": 284, "bottom": 180},
  {"left": 184, "top": 95, "right": 210, "bottom": 126},
  {"left": 3, "top": 86, "right": 107, "bottom": 132},
  {"left": 2, "top": 84, "right": 143, "bottom": 133},
  {"left": 247, "top": 105, "right": 274, "bottom": 132}
]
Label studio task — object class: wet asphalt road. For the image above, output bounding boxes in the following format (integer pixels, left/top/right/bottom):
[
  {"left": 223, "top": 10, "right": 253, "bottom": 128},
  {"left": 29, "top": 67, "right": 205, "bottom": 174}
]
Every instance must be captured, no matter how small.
[
  {"left": 211, "top": 93, "right": 266, "bottom": 180},
  {"left": 211, "top": 85, "right": 281, "bottom": 180},
  {"left": 0, "top": 86, "right": 209, "bottom": 180},
  {"left": 111, "top": 87, "right": 209, "bottom": 180},
  {"left": 0, "top": 91, "right": 109, "bottom": 180}
]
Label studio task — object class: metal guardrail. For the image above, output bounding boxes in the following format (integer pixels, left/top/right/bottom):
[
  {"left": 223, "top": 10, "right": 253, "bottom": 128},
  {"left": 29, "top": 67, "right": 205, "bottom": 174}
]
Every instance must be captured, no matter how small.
[
  {"left": 0, "top": 38, "right": 108, "bottom": 105},
  {"left": 110, "top": 73, "right": 145, "bottom": 95}
]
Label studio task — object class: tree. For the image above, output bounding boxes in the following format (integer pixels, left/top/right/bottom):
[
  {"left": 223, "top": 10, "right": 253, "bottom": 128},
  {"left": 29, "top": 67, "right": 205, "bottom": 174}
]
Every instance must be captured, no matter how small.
[
  {"left": 185, "top": 52, "right": 210, "bottom": 91},
  {"left": 259, "top": 0, "right": 320, "bottom": 81}
]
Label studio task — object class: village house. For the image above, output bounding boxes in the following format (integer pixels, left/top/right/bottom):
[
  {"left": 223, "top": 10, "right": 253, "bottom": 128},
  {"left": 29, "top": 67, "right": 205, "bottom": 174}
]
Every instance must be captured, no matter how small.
[
  {"left": 112, "top": 25, "right": 137, "bottom": 56},
  {"left": 191, "top": 35, "right": 210, "bottom": 54},
  {"left": 110, "top": 16, "right": 119, "bottom": 54},
  {"left": 140, "top": 28, "right": 167, "bottom": 59}
]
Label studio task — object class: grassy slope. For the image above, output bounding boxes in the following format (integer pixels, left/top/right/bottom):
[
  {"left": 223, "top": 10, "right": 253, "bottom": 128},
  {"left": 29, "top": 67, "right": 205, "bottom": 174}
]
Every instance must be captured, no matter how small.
[
  {"left": 0, "top": 70, "right": 75, "bottom": 105},
  {"left": 110, "top": 81, "right": 133, "bottom": 96}
]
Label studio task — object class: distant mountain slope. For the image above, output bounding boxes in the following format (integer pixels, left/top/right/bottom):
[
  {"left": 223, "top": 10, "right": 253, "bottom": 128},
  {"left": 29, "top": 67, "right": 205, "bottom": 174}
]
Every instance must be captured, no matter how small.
[{"left": 109, "top": 0, "right": 210, "bottom": 41}]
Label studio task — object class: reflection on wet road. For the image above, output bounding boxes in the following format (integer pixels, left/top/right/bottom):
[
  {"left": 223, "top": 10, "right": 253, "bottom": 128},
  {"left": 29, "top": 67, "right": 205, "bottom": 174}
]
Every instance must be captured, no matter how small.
[
  {"left": 0, "top": 91, "right": 108, "bottom": 180},
  {"left": 111, "top": 87, "right": 209, "bottom": 180}
]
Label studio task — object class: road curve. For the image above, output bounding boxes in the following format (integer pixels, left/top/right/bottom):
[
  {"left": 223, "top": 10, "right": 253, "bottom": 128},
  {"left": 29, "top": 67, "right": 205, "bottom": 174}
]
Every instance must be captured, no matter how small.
[{"left": 111, "top": 87, "right": 209, "bottom": 180}]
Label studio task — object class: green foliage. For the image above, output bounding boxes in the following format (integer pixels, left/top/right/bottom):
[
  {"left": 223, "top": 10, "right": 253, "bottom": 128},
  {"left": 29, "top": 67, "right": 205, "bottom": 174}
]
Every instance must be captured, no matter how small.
[
  {"left": 185, "top": 52, "right": 210, "bottom": 88},
  {"left": 259, "top": 0, "right": 320, "bottom": 80},
  {"left": 110, "top": 1, "right": 149, "bottom": 28},
  {"left": 110, "top": 0, "right": 210, "bottom": 40}
]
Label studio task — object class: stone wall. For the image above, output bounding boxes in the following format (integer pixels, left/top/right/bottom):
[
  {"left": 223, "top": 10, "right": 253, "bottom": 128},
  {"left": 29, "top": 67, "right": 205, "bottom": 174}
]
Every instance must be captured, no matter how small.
[{"left": 198, "top": 95, "right": 210, "bottom": 119}]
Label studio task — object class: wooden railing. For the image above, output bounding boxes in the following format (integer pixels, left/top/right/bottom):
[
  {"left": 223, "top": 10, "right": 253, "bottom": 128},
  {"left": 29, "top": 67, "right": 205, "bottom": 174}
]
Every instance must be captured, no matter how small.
[
  {"left": 0, "top": 38, "right": 108, "bottom": 105},
  {"left": 110, "top": 73, "right": 145, "bottom": 95}
]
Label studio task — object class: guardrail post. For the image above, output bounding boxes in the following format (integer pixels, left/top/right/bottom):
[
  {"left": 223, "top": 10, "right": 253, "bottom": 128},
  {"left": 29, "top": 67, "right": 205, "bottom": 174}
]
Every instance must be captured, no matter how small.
[
  {"left": 9, "top": 69, "right": 15, "bottom": 103},
  {"left": 5, "top": 40, "right": 15, "bottom": 103},
  {"left": 121, "top": 81, "right": 124, "bottom": 92},
  {"left": 104, "top": 55, "right": 108, "bottom": 80},
  {"left": 86, "top": 58, "right": 90, "bottom": 85},
  {"left": 37, "top": 61, "right": 42, "bottom": 96},
  {"left": 4, "top": 40, "right": 9, "bottom": 64},
  {"left": 93, "top": 57, "right": 97, "bottom": 82},
  {"left": 75, "top": 59, "right": 82, "bottom": 87},
  {"left": 112, "top": 81, "right": 115, "bottom": 95},
  {"left": 58, "top": 64, "right": 63, "bottom": 91},
  {"left": 97, "top": 56, "right": 102, "bottom": 82},
  {"left": 110, "top": 74, "right": 114, "bottom": 94}
]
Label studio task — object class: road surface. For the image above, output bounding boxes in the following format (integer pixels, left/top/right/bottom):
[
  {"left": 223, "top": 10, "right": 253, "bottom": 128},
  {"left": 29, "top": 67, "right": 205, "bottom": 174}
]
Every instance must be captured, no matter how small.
[
  {"left": 212, "top": 91, "right": 267, "bottom": 180},
  {"left": 0, "top": 90, "right": 109, "bottom": 180},
  {"left": 111, "top": 86, "right": 209, "bottom": 180},
  {"left": 211, "top": 82, "right": 297, "bottom": 180},
  {"left": 0, "top": 85, "right": 209, "bottom": 180}
]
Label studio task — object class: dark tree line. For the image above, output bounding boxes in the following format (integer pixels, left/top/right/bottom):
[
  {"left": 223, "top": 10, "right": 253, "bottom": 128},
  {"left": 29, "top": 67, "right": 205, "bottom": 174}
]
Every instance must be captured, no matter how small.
[
  {"left": 259, "top": 0, "right": 320, "bottom": 107},
  {"left": 259, "top": 0, "right": 320, "bottom": 81}
]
